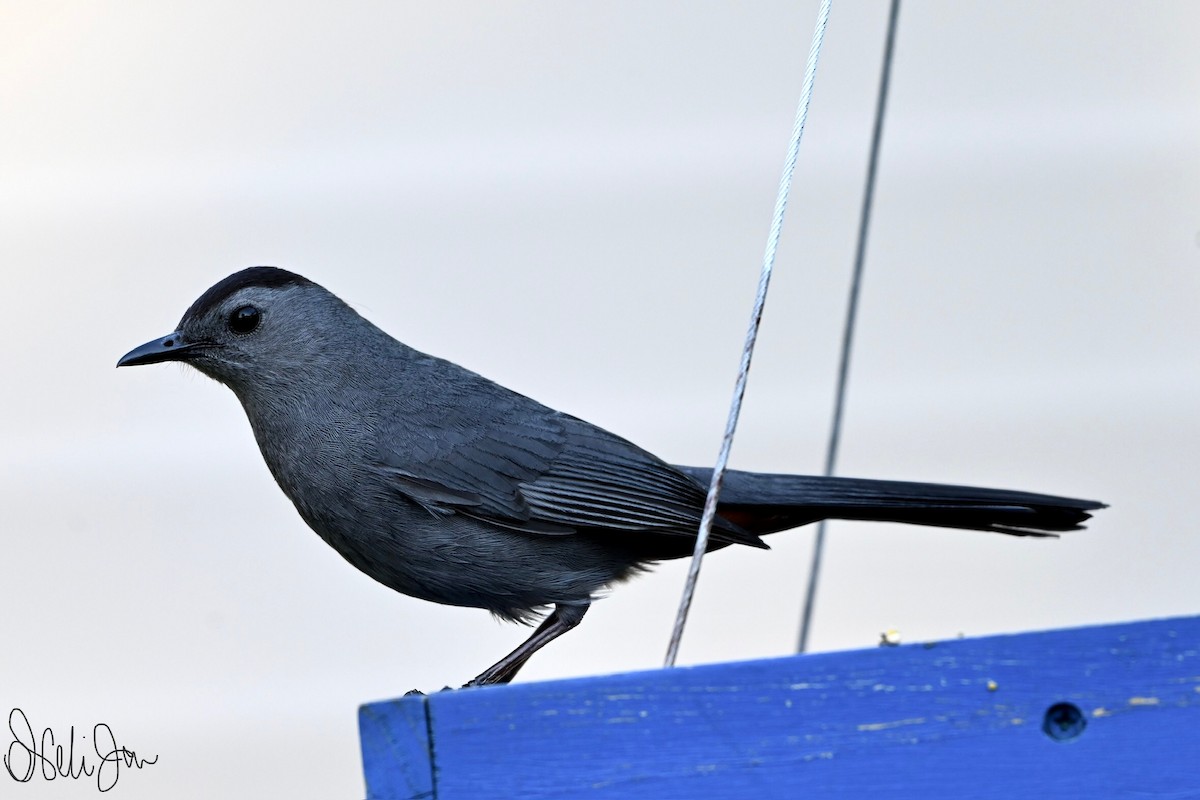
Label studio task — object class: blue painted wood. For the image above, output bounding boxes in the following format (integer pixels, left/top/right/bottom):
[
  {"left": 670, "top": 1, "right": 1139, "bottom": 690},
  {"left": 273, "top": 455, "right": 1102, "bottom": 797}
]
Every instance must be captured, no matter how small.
[
  {"left": 359, "top": 695, "right": 434, "bottom": 799},
  {"left": 360, "top": 615, "right": 1200, "bottom": 799}
]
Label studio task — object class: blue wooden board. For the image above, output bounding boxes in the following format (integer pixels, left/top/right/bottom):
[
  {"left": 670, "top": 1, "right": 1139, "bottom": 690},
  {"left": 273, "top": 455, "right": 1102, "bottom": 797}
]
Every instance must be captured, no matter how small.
[
  {"left": 360, "top": 615, "right": 1200, "bottom": 799},
  {"left": 359, "top": 695, "right": 434, "bottom": 799}
]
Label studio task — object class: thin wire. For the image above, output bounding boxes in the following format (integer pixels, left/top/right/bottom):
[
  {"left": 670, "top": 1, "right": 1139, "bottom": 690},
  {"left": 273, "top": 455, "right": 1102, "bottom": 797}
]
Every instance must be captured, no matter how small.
[
  {"left": 665, "top": 0, "right": 833, "bottom": 669},
  {"left": 797, "top": 0, "right": 901, "bottom": 654}
]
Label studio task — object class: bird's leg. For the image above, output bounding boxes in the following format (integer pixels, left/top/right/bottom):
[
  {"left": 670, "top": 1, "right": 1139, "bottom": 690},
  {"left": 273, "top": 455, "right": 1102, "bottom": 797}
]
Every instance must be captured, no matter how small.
[{"left": 465, "top": 602, "right": 589, "bottom": 687}]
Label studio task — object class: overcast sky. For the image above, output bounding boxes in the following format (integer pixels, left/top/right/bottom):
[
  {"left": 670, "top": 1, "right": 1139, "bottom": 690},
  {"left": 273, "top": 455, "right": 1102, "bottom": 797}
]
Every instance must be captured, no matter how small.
[{"left": 2, "top": 2, "right": 1198, "bottom": 797}]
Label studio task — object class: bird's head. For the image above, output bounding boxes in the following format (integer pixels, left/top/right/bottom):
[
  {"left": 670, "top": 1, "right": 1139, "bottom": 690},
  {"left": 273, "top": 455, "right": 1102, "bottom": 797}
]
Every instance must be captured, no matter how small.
[{"left": 117, "top": 266, "right": 357, "bottom": 392}]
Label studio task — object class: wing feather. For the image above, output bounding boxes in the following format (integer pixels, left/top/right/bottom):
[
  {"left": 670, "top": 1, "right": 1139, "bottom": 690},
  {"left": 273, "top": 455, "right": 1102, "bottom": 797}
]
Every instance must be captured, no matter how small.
[{"left": 376, "top": 397, "right": 763, "bottom": 547}]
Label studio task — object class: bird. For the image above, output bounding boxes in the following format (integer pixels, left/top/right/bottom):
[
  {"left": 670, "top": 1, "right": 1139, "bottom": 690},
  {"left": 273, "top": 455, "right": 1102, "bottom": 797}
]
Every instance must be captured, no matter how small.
[{"left": 117, "top": 266, "right": 1105, "bottom": 686}]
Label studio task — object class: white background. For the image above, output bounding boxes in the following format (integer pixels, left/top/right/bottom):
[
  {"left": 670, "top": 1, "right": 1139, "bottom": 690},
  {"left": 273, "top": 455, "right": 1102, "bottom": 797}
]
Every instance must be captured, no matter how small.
[{"left": 2, "top": 2, "right": 1197, "bottom": 797}]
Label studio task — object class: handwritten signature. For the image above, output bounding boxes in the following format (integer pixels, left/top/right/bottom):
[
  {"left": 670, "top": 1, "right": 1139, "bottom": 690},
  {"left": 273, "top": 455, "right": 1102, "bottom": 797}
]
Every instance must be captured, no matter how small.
[{"left": 4, "top": 708, "right": 158, "bottom": 792}]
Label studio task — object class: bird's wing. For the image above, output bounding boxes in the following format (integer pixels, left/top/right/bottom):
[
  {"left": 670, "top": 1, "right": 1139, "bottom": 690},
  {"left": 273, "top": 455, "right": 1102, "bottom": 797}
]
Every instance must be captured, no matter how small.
[{"left": 376, "top": 400, "right": 763, "bottom": 547}]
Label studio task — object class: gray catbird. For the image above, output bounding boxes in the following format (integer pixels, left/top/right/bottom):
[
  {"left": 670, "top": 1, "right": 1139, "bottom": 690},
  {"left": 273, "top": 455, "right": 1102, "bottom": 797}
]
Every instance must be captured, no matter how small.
[{"left": 118, "top": 267, "right": 1104, "bottom": 686}]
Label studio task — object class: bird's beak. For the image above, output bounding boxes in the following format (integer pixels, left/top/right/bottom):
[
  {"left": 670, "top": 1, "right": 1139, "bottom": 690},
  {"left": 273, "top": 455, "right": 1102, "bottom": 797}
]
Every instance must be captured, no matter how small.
[{"left": 117, "top": 332, "right": 209, "bottom": 367}]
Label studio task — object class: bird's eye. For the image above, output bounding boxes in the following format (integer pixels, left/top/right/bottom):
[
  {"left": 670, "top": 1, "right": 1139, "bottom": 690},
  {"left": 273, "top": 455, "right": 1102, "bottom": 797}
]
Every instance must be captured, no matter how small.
[{"left": 229, "top": 305, "right": 261, "bottom": 334}]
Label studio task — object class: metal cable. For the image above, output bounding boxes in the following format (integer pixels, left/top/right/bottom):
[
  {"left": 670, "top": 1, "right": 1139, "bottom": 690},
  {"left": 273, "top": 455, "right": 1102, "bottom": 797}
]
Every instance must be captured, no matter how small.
[
  {"left": 665, "top": 0, "right": 834, "bottom": 668},
  {"left": 797, "top": 0, "right": 901, "bottom": 653}
]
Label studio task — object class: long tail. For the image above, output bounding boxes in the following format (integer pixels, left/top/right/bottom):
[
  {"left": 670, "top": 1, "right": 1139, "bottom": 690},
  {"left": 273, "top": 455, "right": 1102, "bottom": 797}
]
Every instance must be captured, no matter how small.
[{"left": 675, "top": 466, "right": 1105, "bottom": 538}]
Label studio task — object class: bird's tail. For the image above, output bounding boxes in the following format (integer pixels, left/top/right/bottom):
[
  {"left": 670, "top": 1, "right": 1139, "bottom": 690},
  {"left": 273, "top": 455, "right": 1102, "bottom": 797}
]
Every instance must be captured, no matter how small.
[{"left": 675, "top": 467, "right": 1105, "bottom": 538}]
